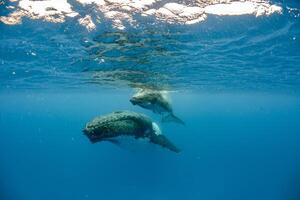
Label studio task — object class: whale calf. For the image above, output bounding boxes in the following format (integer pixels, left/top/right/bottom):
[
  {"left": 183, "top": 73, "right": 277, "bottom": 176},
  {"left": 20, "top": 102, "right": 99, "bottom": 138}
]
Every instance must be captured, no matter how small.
[
  {"left": 83, "top": 111, "right": 180, "bottom": 153},
  {"left": 130, "top": 89, "right": 185, "bottom": 125}
]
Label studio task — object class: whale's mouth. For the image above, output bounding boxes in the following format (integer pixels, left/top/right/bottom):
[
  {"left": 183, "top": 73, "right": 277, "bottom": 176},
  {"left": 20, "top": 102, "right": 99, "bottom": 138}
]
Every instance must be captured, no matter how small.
[
  {"left": 82, "top": 130, "right": 103, "bottom": 144},
  {"left": 82, "top": 128, "right": 88, "bottom": 135},
  {"left": 86, "top": 135, "right": 103, "bottom": 144}
]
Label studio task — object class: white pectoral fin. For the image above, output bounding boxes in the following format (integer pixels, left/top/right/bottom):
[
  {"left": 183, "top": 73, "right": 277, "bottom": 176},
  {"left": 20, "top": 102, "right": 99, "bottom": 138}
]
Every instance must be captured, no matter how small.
[{"left": 152, "top": 122, "right": 162, "bottom": 135}]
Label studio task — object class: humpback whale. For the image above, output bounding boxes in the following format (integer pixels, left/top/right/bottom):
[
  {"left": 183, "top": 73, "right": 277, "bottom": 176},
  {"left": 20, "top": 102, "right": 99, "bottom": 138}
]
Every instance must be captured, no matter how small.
[
  {"left": 83, "top": 111, "right": 180, "bottom": 153},
  {"left": 130, "top": 90, "right": 185, "bottom": 125}
]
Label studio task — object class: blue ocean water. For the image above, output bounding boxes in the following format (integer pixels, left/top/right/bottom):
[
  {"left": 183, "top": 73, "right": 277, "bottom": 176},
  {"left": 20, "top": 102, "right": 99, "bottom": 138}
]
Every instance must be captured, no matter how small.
[{"left": 1, "top": 0, "right": 300, "bottom": 200}]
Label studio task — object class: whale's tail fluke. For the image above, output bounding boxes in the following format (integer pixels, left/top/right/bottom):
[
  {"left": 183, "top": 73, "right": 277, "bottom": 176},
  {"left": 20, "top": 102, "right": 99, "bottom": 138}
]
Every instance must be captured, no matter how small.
[{"left": 162, "top": 113, "right": 185, "bottom": 125}]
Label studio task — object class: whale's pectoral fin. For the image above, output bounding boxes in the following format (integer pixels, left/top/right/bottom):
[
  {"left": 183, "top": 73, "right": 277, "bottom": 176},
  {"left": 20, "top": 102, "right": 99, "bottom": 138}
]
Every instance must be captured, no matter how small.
[
  {"left": 162, "top": 113, "right": 185, "bottom": 125},
  {"left": 149, "top": 135, "right": 181, "bottom": 153}
]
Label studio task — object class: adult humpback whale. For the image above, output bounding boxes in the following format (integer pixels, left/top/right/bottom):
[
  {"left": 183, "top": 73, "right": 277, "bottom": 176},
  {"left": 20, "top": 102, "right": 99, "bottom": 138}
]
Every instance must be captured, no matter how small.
[{"left": 83, "top": 111, "right": 180, "bottom": 153}]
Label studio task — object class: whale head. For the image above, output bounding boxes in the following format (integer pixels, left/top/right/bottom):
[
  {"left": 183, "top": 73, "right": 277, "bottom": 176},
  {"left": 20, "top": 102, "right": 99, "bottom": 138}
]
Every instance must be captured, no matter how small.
[
  {"left": 130, "top": 95, "right": 152, "bottom": 108},
  {"left": 129, "top": 96, "right": 140, "bottom": 105},
  {"left": 83, "top": 128, "right": 105, "bottom": 143}
]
